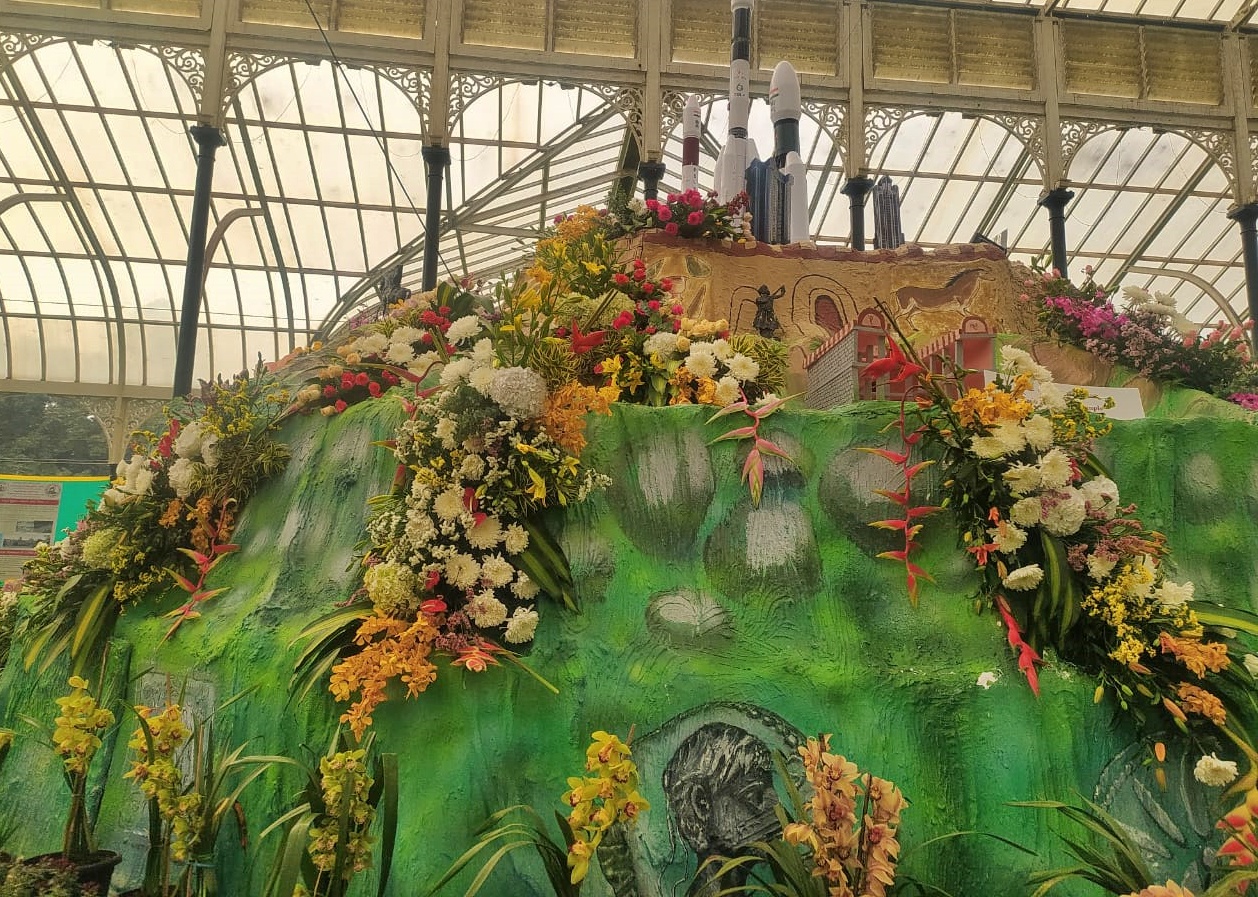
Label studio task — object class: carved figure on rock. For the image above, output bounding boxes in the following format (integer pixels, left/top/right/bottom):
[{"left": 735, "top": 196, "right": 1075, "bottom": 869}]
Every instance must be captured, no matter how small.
[
  {"left": 663, "top": 722, "right": 782, "bottom": 896},
  {"left": 749, "top": 284, "right": 786, "bottom": 339}
]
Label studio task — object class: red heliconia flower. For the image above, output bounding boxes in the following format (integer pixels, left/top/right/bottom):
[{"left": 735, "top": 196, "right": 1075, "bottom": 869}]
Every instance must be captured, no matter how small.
[
  {"left": 569, "top": 320, "right": 605, "bottom": 355},
  {"left": 996, "top": 595, "right": 1042, "bottom": 696},
  {"left": 862, "top": 338, "right": 927, "bottom": 385}
]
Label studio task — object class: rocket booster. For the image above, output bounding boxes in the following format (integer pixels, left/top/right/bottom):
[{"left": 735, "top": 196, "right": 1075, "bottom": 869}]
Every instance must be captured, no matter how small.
[
  {"left": 714, "top": 0, "right": 757, "bottom": 202},
  {"left": 769, "top": 60, "right": 810, "bottom": 243},
  {"left": 681, "top": 95, "right": 701, "bottom": 193}
]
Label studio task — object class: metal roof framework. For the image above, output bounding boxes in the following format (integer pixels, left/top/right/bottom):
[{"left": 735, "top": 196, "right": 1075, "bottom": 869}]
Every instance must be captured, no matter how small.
[{"left": 1, "top": 0, "right": 1257, "bottom": 405}]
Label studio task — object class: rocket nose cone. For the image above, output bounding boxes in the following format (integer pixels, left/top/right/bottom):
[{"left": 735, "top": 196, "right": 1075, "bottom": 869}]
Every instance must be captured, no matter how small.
[
  {"left": 768, "top": 61, "right": 801, "bottom": 121},
  {"left": 684, "top": 95, "right": 699, "bottom": 114},
  {"left": 731, "top": 0, "right": 752, "bottom": 9}
]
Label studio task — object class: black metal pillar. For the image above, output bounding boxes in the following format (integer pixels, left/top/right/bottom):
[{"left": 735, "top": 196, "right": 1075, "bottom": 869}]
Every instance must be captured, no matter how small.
[
  {"left": 421, "top": 144, "right": 451, "bottom": 291},
  {"left": 639, "top": 160, "right": 666, "bottom": 202},
  {"left": 173, "top": 124, "right": 225, "bottom": 398},
  {"left": 1038, "top": 186, "right": 1074, "bottom": 278},
  {"left": 841, "top": 175, "right": 875, "bottom": 250},
  {"left": 1229, "top": 202, "right": 1258, "bottom": 351}
]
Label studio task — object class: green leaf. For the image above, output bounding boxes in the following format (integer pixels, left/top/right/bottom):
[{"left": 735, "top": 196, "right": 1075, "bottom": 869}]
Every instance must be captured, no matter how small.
[{"left": 375, "top": 753, "right": 399, "bottom": 897}]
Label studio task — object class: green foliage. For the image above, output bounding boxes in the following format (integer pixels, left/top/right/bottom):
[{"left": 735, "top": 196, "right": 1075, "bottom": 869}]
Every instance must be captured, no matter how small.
[
  {"left": 728, "top": 334, "right": 789, "bottom": 397},
  {"left": 425, "top": 805, "right": 579, "bottom": 897},
  {"left": 0, "top": 395, "right": 110, "bottom": 477},
  {"left": 1011, "top": 797, "right": 1154, "bottom": 897},
  {"left": 263, "top": 731, "right": 398, "bottom": 897}
]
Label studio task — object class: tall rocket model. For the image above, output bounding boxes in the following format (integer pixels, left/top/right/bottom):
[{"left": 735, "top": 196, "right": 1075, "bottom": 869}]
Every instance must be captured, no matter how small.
[
  {"left": 713, "top": 0, "right": 757, "bottom": 204},
  {"left": 705, "top": 0, "right": 810, "bottom": 244},
  {"left": 681, "top": 95, "right": 701, "bottom": 193}
]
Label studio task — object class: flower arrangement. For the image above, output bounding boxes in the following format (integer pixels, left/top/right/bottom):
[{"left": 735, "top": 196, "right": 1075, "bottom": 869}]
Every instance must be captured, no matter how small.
[
  {"left": 607, "top": 189, "right": 751, "bottom": 241},
  {"left": 863, "top": 332, "right": 1258, "bottom": 764},
  {"left": 293, "top": 206, "right": 786, "bottom": 737},
  {"left": 49, "top": 676, "right": 115, "bottom": 862},
  {"left": 1031, "top": 265, "right": 1258, "bottom": 407},
  {"left": 427, "top": 729, "right": 647, "bottom": 896},
  {"left": 17, "top": 362, "right": 292, "bottom": 672}
]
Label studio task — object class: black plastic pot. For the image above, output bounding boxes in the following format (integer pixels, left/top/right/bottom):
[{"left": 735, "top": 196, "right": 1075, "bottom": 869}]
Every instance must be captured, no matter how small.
[{"left": 24, "top": 850, "right": 122, "bottom": 894}]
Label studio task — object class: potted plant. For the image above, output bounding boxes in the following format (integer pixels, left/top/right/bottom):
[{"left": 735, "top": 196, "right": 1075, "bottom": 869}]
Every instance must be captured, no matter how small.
[
  {"left": 19, "top": 676, "right": 122, "bottom": 892},
  {"left": 0, "top": 854, "right": 102, "bottom": 896},
  {"left": 119, "top": 693, "right": 278, "bottom": 897},
  {"left": 262, "top": 730, "right": 398, "bottom": 897}
]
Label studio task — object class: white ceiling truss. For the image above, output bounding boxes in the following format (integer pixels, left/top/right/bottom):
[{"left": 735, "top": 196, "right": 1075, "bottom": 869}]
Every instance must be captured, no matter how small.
[{"left": 1, "top": 0, "right": 1257, "bottom": 397}]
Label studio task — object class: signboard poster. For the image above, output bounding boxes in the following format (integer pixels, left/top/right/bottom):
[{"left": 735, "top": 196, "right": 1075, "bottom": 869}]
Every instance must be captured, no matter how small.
[
  {"left": 0, "top": 479, "right": 61, "bottom": 580},
  {"left": 0, "top": 475, "right": 110, "bottom": 583}
]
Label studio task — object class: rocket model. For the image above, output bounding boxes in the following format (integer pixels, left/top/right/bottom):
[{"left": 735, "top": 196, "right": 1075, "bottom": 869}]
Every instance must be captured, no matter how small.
[
  {"left": 681, "top": 95, "right": 701, "bottom": 193},
  {"left": 769, "top": 60, "right": 810, "bottom": 244},
  {"left": 713, "top": 0, "right": 757, "bottom": 204},
  {"left": 702, "top": 0, "right": 811, "bottom": 243}
]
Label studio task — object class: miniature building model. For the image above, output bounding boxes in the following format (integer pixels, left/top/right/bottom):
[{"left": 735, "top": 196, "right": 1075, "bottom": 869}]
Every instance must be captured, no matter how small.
[{"left": 873, "top": 175, "right": 905, "bottom": 250}]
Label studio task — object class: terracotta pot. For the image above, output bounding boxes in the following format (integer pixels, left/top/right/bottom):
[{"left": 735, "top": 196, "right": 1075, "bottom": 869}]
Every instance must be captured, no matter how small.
[{"left": 24, "top": 850, "right": 122, "bottom": 894}]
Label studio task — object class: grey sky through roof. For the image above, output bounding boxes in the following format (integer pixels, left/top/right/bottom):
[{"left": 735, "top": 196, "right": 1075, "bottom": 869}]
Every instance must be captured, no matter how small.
[{"left": 1, "top": 0, "right": 1257, "bottom": 396}]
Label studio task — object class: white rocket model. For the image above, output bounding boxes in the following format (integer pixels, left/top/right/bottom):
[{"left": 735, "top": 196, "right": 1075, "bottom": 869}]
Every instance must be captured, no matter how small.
[
  {"left": 681, "top": 95, "right": 701, "bottom": 193},
  {"left": 713, "top": 0, "right": 757, "bottom": 203},
  {"left": 769, "top": 60, "right": 810, "bottom": 244}
]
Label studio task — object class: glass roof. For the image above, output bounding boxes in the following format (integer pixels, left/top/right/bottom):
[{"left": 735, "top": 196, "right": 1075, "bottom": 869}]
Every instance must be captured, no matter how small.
[{"left": 0, "top": 0, "right": 1255, "bottom": 393}]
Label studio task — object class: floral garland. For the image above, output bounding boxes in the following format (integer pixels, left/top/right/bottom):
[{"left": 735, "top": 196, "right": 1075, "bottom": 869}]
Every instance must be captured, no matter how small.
[{"left": 865, "top": 335, "right": 1258, "bottom": 768}]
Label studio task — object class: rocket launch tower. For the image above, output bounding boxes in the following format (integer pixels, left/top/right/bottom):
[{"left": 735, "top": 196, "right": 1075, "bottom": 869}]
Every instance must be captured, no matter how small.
[{"left": 704, "top": 0, "right": 810, "bottom": 245}]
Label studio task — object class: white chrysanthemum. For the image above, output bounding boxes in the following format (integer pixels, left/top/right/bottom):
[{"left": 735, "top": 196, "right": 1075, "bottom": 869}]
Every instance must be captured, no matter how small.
[
  {"left": 644, "top": 332, "right": 681, "bottom": 358},
  {"left": 503, "top": 524, "right": 529, "bottom": 554},
  {"left": 1194, "top": 753, "right": 1239, "bottom": 788},
  {"left": 1245, "top": 653, "right": 1258, "bottom": 677},
  {"left": 385, "top": 341, "right": 416, "bottom": 366},
  {"left": 1003, "top": 463, "right": 1041, "bottom": 496},
  {"left": 1002, "top": 564, "right": 1044, "bottom": 591},
  {"left": 446, "top": 315, "right": 483, "bottom": 344},
  {"left": 167, "top": 457, "right": 205, "bottom": 499},
  {"left": 1126, "top": 558, "right": 1157, "bottom": 599},
  {"left": 513, "top": 573, "right": 540, "bottom": 600},
  {"left": 355, "top": 332, "right": 390, "bottom": 356},
  {"left": 988, "top": 523, "right": 1027, "bottom": 553},
  {"left": 976, "top": 671, "right": 999, "bottom": 689},
  {"left": 971, "top": 424, "right": 1023, "bottom": 459},
  {"left": 1037, "top": 448, "right": 1074, "bottom": 489},
  {"left": 466, "top": 516, "right": 504, "bottom": 549},
  {"left": 1042, "top": 488, "right": 1087, "bottom": 536},
  {"left": 467, "top": 593, "right": 508, "bottom": 628},
  {"left": 444, "top": 553, "right": 480, "bottom": 590},
  {"left": 468, "top": 365, "right": 496, "bottom": 395},
  {"left": 710, "top": 338, "right": 734, "bottom": 362},
  {"left": 440, "top": 357, "right": 474, "bottom": 386},
  {"left": 364, "top": 561, "right": 417, "bottom": 617},
  {"left": 1080, "top": 476, "right": 1120, "bottom": 518},
  {"left": 1087, "top": 554, "right": 1117, "bottom": 581},
  {"left": 1155, "top": 579, "right": 1194, "bottom": 610},
  {"left": 100, "top": 487, "right": 130, "bottom": 508},
  {"left": 505, "top": 607, "right": 539, "bottom": 644},
  {"left": 488, "top": 367, "right": 547, "bottom": 419},
  {"left": 1010, "top": 496, "right": 1043, "bottom": 527},
  {"left": 1021, "top": 415, "right": 1055, "bottom": 452},
  {"left": 726, "top": 353, "right": 760, "bottom": 383},
  {"left": 200, "top": 432, "right": 221, "bottom": 469},
  {"left": 434, "top": 418, "right": 457, "bottom": 449},
  {"left": 404, "top": 511, "right": 436, "bottom": 546},
  {"left": 433, "top": 486, "right": 466, "bottom": 522},
  {"left": 131, "top": 466, "right": 156, "bottom": 497},
  {"left": 1123, "top": 285, "right": 1153, "bottom": 306},
  {"left": 173, "top": 422, "right": 204, "bottom": 459},
  {"left": 460, "top": 454, "right": 486, "bottom": 480},
  {"left": 999, "top": 347, "right": 1053, "bottom": 383},
  {"left": 480, "top": 554, "right": 515, "bottom": 588},
  {"left": 1035, "top": 381, "right": 1068, "bottom": 412},
  {"left": 471, "top": 338, "right": 495, "bottom": 366},
  {"left": 390, "top": 326, "right": 424, "bottom": 346},
  {"left": 714, "top": 376, "right": 741, "bottom": 406},
  {"left": 414, "top": 350, "right": 442, "bottom": 371},
  {"left": 685, "top": 351, "right": 718, "bottom": 379}
]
